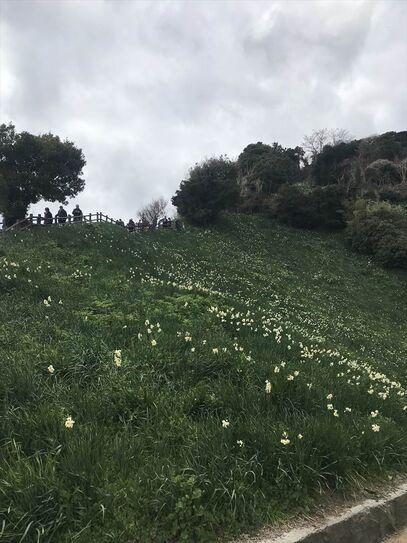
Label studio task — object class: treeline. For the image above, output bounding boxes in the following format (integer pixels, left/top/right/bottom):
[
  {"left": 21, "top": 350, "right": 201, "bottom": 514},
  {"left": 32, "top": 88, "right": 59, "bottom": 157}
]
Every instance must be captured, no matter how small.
[{"left": 172, "top": 130, "right": 407, "bottom": 268}]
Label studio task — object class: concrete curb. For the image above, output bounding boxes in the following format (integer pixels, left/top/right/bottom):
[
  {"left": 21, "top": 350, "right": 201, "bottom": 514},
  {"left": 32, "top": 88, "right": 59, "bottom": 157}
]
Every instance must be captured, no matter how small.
[{"left": 258, "top": 482, "right": 407, "bottom": 543}]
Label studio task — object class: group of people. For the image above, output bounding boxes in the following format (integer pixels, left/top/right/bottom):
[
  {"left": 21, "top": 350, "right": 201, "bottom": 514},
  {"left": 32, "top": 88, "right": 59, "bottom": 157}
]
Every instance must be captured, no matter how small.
[
  {"left": 115, "top": 216, "right": 174, "bottom": 231},
  {"left": 33, "top": 206, "right": 183, "bottom": 232},
  {"left": 42, "top": 205, "right": 83, "bottom": 225}
]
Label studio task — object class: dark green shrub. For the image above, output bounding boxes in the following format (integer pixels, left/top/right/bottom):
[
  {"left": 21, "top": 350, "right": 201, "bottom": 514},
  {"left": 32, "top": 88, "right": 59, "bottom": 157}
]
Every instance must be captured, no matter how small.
[
  {"left": 238, "top": 195, "right": 272, "bottom": 214},
  {"left": 379, "top": 185, "right": 407, "bottom": 204},
  {"left": 313, "top": 185, "right": 347, "bottom": 229},
  {"left": 272, "top": 184, "right": 318, "bottom": 228},
  {"left": 273, "top": 184, "right": 345, "bottom": 230},
  {"left": 346, "top": 200, "right": 407, "bottom": 268}
]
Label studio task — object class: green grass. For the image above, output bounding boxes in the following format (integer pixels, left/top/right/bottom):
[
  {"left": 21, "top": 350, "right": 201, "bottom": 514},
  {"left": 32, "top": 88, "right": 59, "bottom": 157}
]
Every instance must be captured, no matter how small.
[{"left": 0, "top": 213, "right": 406, "bottom": 542}]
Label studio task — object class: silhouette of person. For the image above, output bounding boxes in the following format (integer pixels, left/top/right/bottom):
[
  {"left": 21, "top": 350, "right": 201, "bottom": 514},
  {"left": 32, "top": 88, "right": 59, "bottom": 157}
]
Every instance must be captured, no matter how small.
[
  {"left": 56, "top": 205, "right": 67, "bottom": 224},
  {"left": 72, "top": 204, "right": 83, "bottom": 222},
  {"left": 44, "top": 207, "right": 53, "bottom": 225},
  {"left": 127, "top": 219, "right": 135, "bottom": 232}
]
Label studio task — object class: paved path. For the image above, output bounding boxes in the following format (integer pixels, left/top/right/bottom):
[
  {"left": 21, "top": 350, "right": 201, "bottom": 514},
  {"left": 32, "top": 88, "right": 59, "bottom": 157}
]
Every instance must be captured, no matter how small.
[{"left": 384, "top": 527, "right": 407, "bottom": 542}]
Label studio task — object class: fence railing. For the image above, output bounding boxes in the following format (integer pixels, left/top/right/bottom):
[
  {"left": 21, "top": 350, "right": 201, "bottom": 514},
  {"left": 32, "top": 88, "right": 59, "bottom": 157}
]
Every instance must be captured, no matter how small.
[{"left": 0, "top": 212, "right": 181, "bottom": 232}]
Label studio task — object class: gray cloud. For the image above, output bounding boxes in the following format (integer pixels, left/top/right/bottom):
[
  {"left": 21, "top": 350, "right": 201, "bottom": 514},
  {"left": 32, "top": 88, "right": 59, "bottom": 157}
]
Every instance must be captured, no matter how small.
[{"left": 1, "top": 0, "right": 406, "bottom": 220}]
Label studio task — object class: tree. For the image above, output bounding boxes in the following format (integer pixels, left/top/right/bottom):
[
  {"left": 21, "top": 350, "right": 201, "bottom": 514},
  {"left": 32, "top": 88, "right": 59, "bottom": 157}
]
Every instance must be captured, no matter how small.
[
  {"left": 137, "top": 197, "right": 167, "bottom": 225},
  {"left": 237, "top": 142, "right": 302, "bottom": 199},
  {"left": 398, "top": 158, "right": 407, "bottom": 184},
  {"left": 302, "top": 128, "right": 351, "bottom": 160},
  {"left": 0, "top": 123, "right": 86, "bottom": 226},
  {"left": 365, "top": 159, "right": 401, "bottom": 187},
  {"left": 310, "top": 131, "right": 407, "bottom": 192},
  {"left": 312, "top": 141, "right": 359, "bottom": 186},
  {"left": 172, "top": 156, "right": 238, "bottom": 225}
]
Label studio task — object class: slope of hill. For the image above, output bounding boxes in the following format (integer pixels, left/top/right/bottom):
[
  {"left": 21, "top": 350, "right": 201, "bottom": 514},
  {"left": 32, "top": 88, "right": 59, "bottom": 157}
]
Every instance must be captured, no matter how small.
[{"left": 1, "top": 214, "right": 406, "bottom": 542}]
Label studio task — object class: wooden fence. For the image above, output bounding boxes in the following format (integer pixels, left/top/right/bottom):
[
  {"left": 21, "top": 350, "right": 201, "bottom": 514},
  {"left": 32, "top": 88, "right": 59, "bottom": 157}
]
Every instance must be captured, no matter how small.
[{"left": 0, "top": 213, "right": 180, "bottom": 232}]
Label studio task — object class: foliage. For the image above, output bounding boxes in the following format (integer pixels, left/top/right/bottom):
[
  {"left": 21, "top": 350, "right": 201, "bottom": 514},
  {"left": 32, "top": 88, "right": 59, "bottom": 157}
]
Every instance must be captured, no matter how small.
[
  {"left": 359, "top": 131, "right": 407, "bottom": 163},
  {"left": 346, "top": 200, "right": 407, "bottom": 268},
  {"left": 0, "top": 123, "right": 85, "bottom": 226},
  {"left": 237, "top": 142, "right": 303, "bottom": 197},
  {"left": 399, "top": 158, "right": 407, "bottom": 184},
  {"left": 172, "top": 156, "right": 238, "bottom": 225},
  {"left": 379, "top": 184, "right": 407, "bottom": 204},
  {"left": 311, "top": 131, "right": 407, "bottom": 192},
  {"left": 272, "top": 184, "right": 346, "bottom": 230},
  {"left": 312, "top": 141, "right": 359, "bottom": 186},
  {"left": 365, "top": 159, "right": 401, "bottom": 186}
]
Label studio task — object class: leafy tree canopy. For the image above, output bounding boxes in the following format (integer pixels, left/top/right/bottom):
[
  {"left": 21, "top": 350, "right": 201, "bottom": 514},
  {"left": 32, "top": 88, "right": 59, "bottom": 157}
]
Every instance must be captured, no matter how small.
[
  {"left": 0, "top": 123, "right": 86, "bottom": 226},
  {"left": 365, "top": 159, "right": 401, "bottom": 187},
  {"left": 172, "top": 156, "right": 238, "bottom": 225},
  {"left": 237, "top": 142, "right": 303, "bottom": 196},
  {"left": 311, "top": 131, "right": 407, "bottom": 188},
  {"left": 312, "top": 141, "right": 359, "bottom": 186}
]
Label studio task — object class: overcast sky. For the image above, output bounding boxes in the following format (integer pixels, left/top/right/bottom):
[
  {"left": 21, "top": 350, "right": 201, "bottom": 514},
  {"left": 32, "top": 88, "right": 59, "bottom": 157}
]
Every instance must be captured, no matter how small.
[{"left": 1, "top": 0, "right": 406, "bottom": 220}]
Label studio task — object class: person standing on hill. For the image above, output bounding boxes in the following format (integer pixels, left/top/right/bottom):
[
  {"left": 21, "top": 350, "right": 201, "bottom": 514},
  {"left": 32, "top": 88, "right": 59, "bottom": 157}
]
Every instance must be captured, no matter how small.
[
  {"left": 72, "top": 204, "right": 83, "bottom": 222},
  {"left": 56, "top": 205, "right": 67, "bottom": 224},
  {"left": 44, "top": 207, "right": 53, "bottom": 225},
  {"left": 127, "top": 219, "right": 135, "bottom": 231}
]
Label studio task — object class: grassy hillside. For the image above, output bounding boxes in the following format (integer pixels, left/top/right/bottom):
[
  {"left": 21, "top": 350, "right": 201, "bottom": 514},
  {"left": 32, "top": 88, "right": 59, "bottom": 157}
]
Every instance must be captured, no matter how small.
[{"left": 1, "top": 214, "right": 406, "bottom": 542}]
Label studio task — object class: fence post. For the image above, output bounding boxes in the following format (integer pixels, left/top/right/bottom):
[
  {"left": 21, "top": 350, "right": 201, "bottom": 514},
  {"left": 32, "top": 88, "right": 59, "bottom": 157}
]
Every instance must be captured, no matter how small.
[{"left": 29, "top": 214, "right": 33, "bottom": 225}]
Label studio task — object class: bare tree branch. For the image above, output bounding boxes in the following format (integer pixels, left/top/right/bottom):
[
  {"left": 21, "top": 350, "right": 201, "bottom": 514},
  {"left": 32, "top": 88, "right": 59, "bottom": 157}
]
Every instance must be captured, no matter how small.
[
  {"left": 302, "top": 128, "right": 352, "bottom": 160},
  {"left": 137, "top": 197, "right": 167, "bottom": 225}
]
